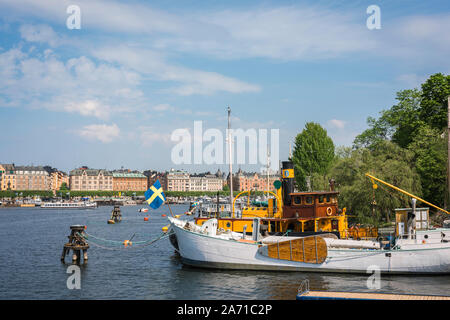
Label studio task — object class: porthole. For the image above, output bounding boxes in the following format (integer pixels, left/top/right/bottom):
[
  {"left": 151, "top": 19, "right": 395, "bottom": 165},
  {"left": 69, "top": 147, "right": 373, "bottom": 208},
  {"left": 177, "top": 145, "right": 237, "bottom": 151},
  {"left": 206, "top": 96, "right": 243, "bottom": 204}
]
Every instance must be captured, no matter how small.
[
  {"left": 424, "top": 235, "right": 428, "bottom": 239},
  {"left": 226, "top": 222, "right": 231, "bottom": 228}
]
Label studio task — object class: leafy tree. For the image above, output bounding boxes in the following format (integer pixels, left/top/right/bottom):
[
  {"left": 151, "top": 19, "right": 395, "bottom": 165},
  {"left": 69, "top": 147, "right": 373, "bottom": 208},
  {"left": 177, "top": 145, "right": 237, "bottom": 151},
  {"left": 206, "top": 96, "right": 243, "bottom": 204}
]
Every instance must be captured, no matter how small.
[
  {"left": 354, "top": 89, "right": 423, "bottom": 148},
  {"left": 420, "top": 73, "right": 450, "bottom": 131},
  {"left": 408, "top": 125, "right": 447, "bottom": 207},
  {"left": 59, "top": 182, "right": 69, "bottom": 191},
  {"left": 329, "top": 141, "right": 422, "bottom": 225},
  {"left": 292, "top": 122, "right": 335, "bottom": 191}
]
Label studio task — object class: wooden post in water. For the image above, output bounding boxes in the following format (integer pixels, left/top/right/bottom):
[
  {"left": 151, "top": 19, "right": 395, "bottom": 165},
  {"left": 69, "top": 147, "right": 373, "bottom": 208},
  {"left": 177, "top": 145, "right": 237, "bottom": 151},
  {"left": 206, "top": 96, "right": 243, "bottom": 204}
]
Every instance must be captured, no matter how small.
[{"left": 61, "top": 225, "right": 89, "bottom": 264}]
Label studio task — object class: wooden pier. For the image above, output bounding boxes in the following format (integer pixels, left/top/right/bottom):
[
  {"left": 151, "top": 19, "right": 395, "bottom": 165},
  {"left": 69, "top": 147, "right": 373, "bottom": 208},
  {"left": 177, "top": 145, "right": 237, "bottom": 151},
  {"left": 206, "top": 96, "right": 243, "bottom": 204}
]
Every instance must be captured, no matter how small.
[{"left": 297, "top": 290, "right": 450, "bottom": 300}]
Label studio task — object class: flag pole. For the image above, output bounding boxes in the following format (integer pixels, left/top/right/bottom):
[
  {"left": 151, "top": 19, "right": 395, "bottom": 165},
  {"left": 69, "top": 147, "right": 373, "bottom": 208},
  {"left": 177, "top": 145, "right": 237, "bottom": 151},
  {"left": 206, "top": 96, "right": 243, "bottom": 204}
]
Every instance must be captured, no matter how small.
[{"left": 166, "top": 201, "right": 174, "bottom": 217}]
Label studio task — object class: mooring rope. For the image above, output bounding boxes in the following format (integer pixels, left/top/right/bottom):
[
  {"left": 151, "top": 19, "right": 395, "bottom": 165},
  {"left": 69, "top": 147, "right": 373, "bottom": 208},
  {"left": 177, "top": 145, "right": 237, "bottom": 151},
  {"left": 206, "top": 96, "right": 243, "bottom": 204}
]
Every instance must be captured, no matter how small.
[{"left": 77, "top": 229, "right": 173, "bottom": 250}]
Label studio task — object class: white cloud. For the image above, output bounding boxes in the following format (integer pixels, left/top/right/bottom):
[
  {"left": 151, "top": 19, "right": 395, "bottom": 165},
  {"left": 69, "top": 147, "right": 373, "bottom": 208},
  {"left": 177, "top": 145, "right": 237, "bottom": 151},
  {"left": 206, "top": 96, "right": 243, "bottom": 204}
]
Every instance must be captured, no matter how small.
[
  {"left": 64, "top": 100, "right": 110, "bottom": 119},
  {"left": 19, "top": 24, "right": 59, "bottom": 47},
  {"left": 77, "top": 123, "right": 120, "bottom": 143},
  {"left": 138, "top": 126, "right": 172, "bottom": 146},
  {"left": 327, "top": 119, "right": 346, "bottom": 129},
  {"left": 0, "top": 46, "right": 144, "bottom": 117},
  {"left": 93, "top": 46, "right": 260, "bottom": 96},
  {"left": 152, "top": 104, "right": 173, "bottom": 112},
  {"left": 2, "top": 0, "right": 450, "bottom": 65}
]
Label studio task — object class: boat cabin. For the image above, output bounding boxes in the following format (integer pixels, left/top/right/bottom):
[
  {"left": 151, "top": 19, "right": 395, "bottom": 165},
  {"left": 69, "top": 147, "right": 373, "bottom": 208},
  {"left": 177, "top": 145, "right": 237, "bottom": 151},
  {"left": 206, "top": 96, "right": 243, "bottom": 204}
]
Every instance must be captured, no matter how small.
[
  {"left": 282, "top": 191, "right": 340, "bottom": 219},
  {"left": 395, "top": 207, "right": 430, "bottom": 238}
]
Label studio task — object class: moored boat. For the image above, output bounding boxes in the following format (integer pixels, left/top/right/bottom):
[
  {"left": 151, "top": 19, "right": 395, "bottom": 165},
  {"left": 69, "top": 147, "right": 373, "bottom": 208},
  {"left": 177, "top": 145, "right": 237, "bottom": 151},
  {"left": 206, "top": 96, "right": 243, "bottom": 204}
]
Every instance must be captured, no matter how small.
[{"left": 169, "top": 215, "right": 450, "bottom": 274}]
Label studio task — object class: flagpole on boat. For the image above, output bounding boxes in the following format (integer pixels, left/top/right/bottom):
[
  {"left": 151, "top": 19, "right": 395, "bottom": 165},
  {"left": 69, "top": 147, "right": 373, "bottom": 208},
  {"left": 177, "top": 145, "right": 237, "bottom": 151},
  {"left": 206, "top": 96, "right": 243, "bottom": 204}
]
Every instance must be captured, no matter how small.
[{"left": 166, "top": 202, "right": 174, "bottom": 217}]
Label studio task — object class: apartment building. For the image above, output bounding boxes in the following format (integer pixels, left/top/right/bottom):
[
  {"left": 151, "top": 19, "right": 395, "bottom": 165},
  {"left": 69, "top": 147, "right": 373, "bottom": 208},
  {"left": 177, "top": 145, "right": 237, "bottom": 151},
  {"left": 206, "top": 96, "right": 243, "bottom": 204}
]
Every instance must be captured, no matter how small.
[
  {"left": 112, "top": 171, "right": 148, "bottom": 191},
  {"left": 69, "top": 167, "right": 113, "bottom": 191}
]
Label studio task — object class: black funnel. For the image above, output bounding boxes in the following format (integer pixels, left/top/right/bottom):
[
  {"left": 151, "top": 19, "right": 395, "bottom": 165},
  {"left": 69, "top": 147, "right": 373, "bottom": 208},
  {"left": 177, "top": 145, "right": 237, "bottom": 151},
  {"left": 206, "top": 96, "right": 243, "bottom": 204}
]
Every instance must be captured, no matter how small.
[{"left": 281, "top": 161, "right": 294, "bottom": 205}]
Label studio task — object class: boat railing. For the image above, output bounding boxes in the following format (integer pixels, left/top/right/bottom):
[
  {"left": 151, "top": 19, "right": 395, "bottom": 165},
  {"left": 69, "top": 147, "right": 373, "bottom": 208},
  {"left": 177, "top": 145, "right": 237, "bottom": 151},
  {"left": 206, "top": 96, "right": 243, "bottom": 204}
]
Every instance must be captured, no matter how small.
[{"left": 297, "top": 279, "right": 310, "bottom": 296}]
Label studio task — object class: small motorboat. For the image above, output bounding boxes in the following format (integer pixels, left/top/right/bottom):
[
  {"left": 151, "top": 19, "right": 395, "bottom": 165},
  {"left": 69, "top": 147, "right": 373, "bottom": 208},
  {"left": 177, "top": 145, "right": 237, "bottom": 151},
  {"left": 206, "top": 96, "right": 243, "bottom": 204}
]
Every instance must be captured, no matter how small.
[{"left": 138, "top": 208, "right": 149, "bottom": 213}]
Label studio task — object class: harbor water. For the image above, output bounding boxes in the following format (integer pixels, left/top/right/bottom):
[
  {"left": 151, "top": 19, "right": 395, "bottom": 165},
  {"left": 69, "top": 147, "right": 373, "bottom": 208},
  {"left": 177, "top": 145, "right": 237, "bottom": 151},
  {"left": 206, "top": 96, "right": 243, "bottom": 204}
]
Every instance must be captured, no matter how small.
[{"left": 0, "top": 205, "right": 449, "bottom": 300}]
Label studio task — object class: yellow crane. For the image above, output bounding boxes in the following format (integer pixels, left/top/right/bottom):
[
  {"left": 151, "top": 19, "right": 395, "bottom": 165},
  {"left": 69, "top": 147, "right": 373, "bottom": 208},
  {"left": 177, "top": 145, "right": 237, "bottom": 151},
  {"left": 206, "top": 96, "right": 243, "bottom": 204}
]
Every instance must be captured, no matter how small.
[{"left": 365, "top": 173, "right": 450, "bottom": 215}]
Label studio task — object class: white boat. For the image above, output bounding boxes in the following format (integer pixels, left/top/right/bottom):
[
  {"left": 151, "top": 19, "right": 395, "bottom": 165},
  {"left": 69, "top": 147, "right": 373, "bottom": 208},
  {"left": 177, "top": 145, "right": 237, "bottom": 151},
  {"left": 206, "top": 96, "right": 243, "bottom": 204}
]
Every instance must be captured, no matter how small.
[
  {"left": 40, "top": 201, "right": 97, "bottom": 209},
  {"left": 169, "top": 217, "right": 450, "bottom": 274}
]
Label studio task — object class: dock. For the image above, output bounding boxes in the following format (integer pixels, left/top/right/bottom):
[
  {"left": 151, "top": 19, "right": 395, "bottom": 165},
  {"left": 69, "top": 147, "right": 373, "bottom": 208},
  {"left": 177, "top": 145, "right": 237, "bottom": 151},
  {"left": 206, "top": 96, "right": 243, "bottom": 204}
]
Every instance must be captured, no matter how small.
[
  {"left": 297, "top": 290, "right": 450, "bottom": 300},
  {"left": 297, "top": 279, "right": 450, "bottom": 300}
]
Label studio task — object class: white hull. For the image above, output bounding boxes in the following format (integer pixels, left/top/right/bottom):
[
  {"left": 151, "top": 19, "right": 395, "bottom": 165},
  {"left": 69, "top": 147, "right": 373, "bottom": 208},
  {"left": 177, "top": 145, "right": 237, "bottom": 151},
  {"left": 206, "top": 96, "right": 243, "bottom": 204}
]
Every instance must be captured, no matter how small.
[{"left": 170, "top": 218, "right": 450, "bottom": 274}]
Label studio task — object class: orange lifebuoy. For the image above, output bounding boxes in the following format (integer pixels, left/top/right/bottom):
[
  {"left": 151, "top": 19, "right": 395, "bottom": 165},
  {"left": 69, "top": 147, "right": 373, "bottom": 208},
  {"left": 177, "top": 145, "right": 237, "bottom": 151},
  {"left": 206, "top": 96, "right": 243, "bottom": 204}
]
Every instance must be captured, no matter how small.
[{"left": 326, "top": 207, "right": 332, "bottom": 216}]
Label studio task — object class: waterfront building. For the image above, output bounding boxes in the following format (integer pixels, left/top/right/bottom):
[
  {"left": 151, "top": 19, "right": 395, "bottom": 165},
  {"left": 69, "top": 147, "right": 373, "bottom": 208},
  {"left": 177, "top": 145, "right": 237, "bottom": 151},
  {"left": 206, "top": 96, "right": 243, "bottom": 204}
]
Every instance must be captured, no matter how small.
[
  {"left": 69, "top": 167, "right": 113, "bottom": 191},
  {"left": 232, "top": 168, "right": 279, "bottom": 192},
  {"left": 143, "top": 170, "right": 165, "bottom": 190},
  {"left": 189, "top": 171, "right": 225, "bottom": 192},
  {"left": 0, "top": 164, "right": 16, "bottom": 190},
  {"left": 112, "top": 170, "right": 148, "bottom": 191},
  {"left": 162, "top": 169, "right": 190, "bottom": 191},
  {"left": 14, "top": 166, "right": 51, "bottom": 190},
  {"left": 49, "top": 170, "right": 69, "bottom": 191}
]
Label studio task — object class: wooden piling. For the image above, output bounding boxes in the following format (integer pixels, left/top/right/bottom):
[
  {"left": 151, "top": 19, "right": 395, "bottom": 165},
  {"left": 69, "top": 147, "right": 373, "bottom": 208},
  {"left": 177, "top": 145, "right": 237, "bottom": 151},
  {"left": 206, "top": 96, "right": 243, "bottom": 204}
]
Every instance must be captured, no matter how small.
[{"left": 62, "top": 225, "right": 89, "bottom": 264}]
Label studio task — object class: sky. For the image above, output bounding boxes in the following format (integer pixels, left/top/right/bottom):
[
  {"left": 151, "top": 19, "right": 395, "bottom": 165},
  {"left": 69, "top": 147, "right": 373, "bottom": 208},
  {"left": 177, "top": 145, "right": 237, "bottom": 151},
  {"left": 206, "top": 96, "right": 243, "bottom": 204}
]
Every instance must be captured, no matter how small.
[{"left": 0, "top": 0, "right": 449, "bottom": 174}]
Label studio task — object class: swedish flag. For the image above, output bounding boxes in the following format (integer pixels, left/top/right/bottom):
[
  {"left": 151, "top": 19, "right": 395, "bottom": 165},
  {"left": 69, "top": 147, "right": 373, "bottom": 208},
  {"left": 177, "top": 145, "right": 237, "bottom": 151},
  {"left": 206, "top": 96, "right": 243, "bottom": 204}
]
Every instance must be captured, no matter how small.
[{"left": 145, "top": 180, "right": 166, "bottom": 209}]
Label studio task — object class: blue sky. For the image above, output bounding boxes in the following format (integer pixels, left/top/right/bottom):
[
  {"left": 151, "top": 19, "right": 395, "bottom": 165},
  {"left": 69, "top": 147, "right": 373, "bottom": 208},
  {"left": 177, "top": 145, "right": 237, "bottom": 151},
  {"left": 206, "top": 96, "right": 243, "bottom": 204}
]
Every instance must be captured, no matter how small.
[{"left": 0, "top": 0, "right": 449, "bottom": 173}]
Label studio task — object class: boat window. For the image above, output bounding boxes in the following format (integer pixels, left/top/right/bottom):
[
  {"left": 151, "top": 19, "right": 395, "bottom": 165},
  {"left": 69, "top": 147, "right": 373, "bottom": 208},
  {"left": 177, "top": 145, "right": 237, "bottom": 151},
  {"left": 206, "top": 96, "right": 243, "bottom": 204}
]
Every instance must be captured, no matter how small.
[
  {"left": 293, "top": 196, "right": 301, "bottom": 205},
  {"left": 326, "top": 195, "right": 331, "bottom": 203},
  {"left": 318, "top": 195, "right": 324, "bottom": 204},
  {"left": 305, "top": 196, "right": 313, "bottom": 205}
]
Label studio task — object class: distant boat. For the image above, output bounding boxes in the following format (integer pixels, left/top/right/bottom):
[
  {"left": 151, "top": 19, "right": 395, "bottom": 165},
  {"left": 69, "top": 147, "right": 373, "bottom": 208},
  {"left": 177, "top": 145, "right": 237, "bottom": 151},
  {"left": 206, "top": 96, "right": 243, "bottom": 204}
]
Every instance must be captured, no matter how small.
[
  {"left": 20, "top": 203, "right": 36, "bottom": 208},
  {"left": 41, "top": 201, "right": 97, "bottom": 209},
  {"left": 138, "top": 208, "right": 148, "bottom": 213}
]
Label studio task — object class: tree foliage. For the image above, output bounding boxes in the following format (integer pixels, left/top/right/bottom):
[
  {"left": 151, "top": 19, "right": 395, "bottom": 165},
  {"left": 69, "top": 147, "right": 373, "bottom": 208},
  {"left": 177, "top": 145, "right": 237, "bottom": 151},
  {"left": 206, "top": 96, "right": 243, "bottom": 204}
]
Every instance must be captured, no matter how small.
[
  {"left": 292, "top": 122, "right": 335, "bottom": 191},
  {"left": 353, "top": 73, "right": 449, "bottom": 212},
  {"left": 329, "top": 141, "right": 422, "bottom": 225},
  {"left": 419, "top": 73, "right": 450, "bottom": 131}
]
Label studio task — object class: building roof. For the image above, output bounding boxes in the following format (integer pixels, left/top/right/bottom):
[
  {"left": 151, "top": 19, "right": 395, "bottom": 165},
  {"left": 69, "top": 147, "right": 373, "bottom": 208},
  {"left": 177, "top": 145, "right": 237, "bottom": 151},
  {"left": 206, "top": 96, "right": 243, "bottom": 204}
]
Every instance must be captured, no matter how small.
[
  {"left": 14, "top": 165, "right": 47, "bottom": 173},
  {"left": 112, "top": 172, "right": 146, "bottom": 178},
  {"left": 70, "top": 169, "right": 112, "bottom": 176}
]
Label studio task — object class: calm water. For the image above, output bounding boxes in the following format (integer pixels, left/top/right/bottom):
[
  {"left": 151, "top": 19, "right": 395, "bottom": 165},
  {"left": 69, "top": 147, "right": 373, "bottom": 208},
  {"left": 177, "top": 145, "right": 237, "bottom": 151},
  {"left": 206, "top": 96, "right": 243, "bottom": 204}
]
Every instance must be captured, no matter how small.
[{"left": 0, "top": 205, "right": 449, "bottom": 300}]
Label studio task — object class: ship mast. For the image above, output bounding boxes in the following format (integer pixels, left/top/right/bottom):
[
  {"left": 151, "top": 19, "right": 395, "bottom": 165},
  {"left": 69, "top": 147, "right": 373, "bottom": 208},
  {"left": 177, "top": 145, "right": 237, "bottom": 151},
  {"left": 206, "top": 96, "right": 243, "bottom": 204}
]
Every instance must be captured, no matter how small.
[{"left": 227, "top": 107, "right": 233, "bottom": 216}]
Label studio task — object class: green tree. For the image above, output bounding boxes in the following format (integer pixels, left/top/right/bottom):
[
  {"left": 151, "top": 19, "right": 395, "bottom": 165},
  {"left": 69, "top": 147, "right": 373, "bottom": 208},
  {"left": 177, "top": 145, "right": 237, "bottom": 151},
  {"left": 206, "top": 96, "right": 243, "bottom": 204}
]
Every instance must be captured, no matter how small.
[
  {"left": 354, "top": 89, "right": 423, "bottom": 148},
  {"left": 408, "top": 125, "right": 447, "bottom": 207},
  {"left": 59, "top": 182, "right": 69, "bottom": 191},
  {"left": 420, "top": 73, "right": 450, "bottom": 131},
  {"left": 329, "top": 141, "right": 422, "bottom": 225},
  {"left": 292, "top": 122, "right": 335, "bottom": 191}
]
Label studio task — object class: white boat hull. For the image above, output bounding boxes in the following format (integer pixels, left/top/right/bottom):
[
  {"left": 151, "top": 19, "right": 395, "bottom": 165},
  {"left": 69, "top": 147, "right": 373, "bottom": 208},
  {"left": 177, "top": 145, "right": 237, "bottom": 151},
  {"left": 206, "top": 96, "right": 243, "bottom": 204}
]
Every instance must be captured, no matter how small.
[{"left": 171, "top": 219, "right": 450, "bottom": 274}]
